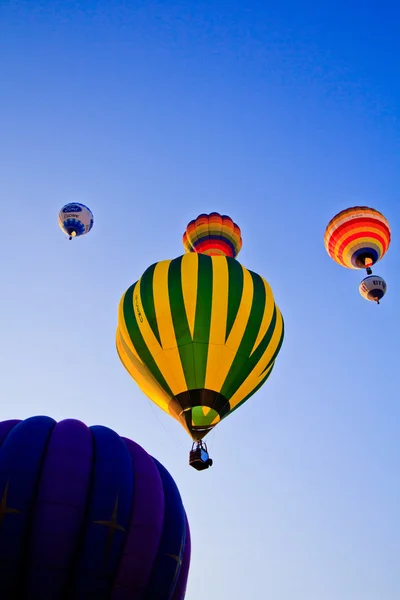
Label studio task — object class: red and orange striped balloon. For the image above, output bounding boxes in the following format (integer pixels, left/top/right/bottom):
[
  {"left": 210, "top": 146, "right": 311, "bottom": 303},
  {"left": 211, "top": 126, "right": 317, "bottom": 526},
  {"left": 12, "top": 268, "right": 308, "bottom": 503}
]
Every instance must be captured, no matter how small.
[
  {"left": 324, "top": 206, "right": 391, "bottom": 270},
  {"left": 182, "top": 212, "right": 242, "bottom": 258}
]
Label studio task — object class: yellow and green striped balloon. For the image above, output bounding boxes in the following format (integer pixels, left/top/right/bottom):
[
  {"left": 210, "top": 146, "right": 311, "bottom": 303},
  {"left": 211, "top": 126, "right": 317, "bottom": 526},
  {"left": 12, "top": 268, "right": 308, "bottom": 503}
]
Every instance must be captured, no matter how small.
[{"left": 117, "top": 253, "right": 284, "bottom": 441}]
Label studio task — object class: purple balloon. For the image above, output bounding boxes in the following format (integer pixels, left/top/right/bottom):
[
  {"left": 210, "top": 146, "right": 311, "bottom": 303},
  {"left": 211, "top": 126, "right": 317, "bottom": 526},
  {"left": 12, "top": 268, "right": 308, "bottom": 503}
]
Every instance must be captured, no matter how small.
[{"left": 0, "top": 416, "right": 190, "bottom": 599}]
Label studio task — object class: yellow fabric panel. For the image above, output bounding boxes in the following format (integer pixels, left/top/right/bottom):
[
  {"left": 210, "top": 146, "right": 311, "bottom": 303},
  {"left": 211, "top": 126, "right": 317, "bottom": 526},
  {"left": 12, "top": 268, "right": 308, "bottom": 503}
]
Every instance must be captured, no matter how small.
[
  {"left": 205, "top": 344, "right": 237, "bottom": 392},
  {"left": 116, "top": 328, "right": 171, "bottom": 415},
  {"left": 204, "top": 257, "right": 229, "bottom": 390},
  {"left": 156, "top": 348, "right": 190, "bottom": 396},
  {"left": 117, "top": 291, "right": 141, "bottom": 362},
  {"left": 208, "top": 257, "right": 229, "bottom": 345},
  {"left": 152, "top": 260, "right": 187, "bottom": 393},
  {"left": 181, "top": 253, "right": 198, "bottom": 339},
  {"left": 250, "top": 276, "right": 276, "bottom": 356},
  {"left": 225, "top": 265, "right": 254, "bottom": 352}
]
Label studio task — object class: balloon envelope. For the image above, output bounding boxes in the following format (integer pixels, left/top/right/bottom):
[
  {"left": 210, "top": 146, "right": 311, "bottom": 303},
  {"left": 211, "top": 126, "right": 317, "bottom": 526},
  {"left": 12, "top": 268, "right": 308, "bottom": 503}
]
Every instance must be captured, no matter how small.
[
  {"left": 359, "top": 275, "right": 387, "bottom": 303},
  {"left": 117, "top": 253, "right": 284, "bottom": 440},
  {"left": 58, "top": 203, "right": 94, "bottom": 239},
  {"left": 0, "top": 416, "right": 190, "bottom": 600},
  {"left": 324, "top": 206, "right": 391, "bottom": 270},
  {"left": 182, "top": 212, "right": 242, "bottom": 258}
]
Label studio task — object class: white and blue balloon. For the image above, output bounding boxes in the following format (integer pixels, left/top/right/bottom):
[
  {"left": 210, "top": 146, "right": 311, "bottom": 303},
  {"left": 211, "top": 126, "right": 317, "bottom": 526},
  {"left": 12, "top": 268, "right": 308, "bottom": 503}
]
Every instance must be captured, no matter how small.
[
  {"left": 58, "top": 203, "right": 94, "bottom": 240},
  {"left": 359, "top": 275, "right": 387, "bottom": 304}
]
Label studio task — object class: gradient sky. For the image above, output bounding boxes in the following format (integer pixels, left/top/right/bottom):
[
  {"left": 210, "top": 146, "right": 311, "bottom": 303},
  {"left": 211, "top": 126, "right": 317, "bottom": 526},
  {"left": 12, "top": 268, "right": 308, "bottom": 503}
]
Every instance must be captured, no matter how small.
[{"left": 1, "top": 1, "right": 399, "bottom": 598}]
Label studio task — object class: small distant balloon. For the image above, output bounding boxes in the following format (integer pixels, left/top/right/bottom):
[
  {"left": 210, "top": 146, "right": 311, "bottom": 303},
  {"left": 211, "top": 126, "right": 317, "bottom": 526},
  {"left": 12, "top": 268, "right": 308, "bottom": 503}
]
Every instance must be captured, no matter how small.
[
  {"left": 182, "top": 212, "right": 242, "bottom": 258},
  {"left": 324, "top": 206, "right": 391, "bottom": 305},
  {"left": 359, "top": 275, "right": 387, "bottom": 304},
  {"left": 58, "top": 203, "right": 94, "bottom": 240},
  {"left": 324, "top": 206, "right": 391, "bottom": 271}
]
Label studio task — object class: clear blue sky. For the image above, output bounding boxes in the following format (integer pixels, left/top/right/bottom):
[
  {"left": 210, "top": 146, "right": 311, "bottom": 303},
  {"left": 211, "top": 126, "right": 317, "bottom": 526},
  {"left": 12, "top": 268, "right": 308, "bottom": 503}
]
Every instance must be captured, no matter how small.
[{"left": 1, "top": 1, "right": 399, "bottom": 598}]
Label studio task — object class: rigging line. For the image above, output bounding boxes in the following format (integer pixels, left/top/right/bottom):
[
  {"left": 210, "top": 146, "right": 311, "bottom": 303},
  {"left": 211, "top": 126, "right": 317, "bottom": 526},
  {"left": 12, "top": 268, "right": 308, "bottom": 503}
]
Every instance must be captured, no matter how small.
[{"left": 145, "top": 398, "right": 187, "bottom": 450}]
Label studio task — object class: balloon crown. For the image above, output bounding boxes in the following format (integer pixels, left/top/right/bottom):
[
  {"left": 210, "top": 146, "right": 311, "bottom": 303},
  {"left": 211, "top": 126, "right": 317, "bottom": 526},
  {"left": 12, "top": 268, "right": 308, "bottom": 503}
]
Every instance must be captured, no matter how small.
[{"left": 182, "top": 212, "right": 242, "bottom": 258}]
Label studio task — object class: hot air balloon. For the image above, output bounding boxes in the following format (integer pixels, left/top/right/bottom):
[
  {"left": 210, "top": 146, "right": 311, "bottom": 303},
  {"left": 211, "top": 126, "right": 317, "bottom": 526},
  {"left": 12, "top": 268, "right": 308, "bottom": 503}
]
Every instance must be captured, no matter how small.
[
  {"left": 324, "top": 206, "right": 391, "bottom": 304},
  {"left": 117, "top": 213, "right": 284, "bottom": 470},
  {"left": 58, "top": 203, "right": 94, "bottom": 240},
  {"left": 182, "top": 212, "right": 242, "bottom": 258},
  {"left": 0, "top": 416, "right": 190, "bottom": 599},
  {"left": 359, "top": 275, "right": 387, "bottom": 304}
]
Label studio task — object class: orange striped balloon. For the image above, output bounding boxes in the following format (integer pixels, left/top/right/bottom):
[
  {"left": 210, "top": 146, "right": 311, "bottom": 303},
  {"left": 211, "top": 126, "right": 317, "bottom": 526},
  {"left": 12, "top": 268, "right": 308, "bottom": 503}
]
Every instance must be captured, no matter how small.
[
  {"left": 324, "top": 206, "right": 391, "bottom": 270},
  {"left": 182, "top": 212, "right": 242, "bottom": 258}
]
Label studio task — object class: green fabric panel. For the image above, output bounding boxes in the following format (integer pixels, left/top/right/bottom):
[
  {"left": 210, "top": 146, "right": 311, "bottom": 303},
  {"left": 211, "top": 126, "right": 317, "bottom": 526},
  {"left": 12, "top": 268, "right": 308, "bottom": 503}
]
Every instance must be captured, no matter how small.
[
  {"left": 168, "top": 256, "right": 197, "bottom": 390},
  {"left": 225, "top": 258, "right": 244, "bottom": 341},
  {"left": 168, "top": 257, "right": 193, "bottom": 346},
  {"left": 123, "top": 283, "right": 174, "bottom": 397},
  {"left": 193, "top": 255, "right": 213, "bottom": 343},
  {"left": 192, "top": 342, "right": 209, "bottom": 389},
  {"left": 222, "top": 364, "right": 275, "bottom": 420},
  {"left": 191, "top": 406, "right": 219, "bottom": 427},
  {"left": 260, "top": 318, "right": 285, "bottom": 376},
  {"left": 221, "top": 271, "right": 267, "bottom": 398},
  {"left": 192, "top": 255, "right": 213, "bottom": 388},
  {"left": 139, "top": 262, "right": 161, "bottom": 346},
  {"left": 176, "top": 343, "right": 197, "bottom": 390}
]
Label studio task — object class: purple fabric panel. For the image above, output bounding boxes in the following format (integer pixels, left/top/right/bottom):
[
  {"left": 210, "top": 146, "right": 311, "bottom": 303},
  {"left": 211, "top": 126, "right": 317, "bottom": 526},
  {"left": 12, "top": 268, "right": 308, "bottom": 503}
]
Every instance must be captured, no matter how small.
[
  {"left": 111, "top": 438, "right": 165, "bottom": 600},
  {"left": 0, "top": 420, "right": 21, "bottom": 445},
  {"left": 171, "top": 516, "right": 191, "bottom": 600},
  {"left": 23, "top": 419, "right": 93, "bottom": 599}
]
